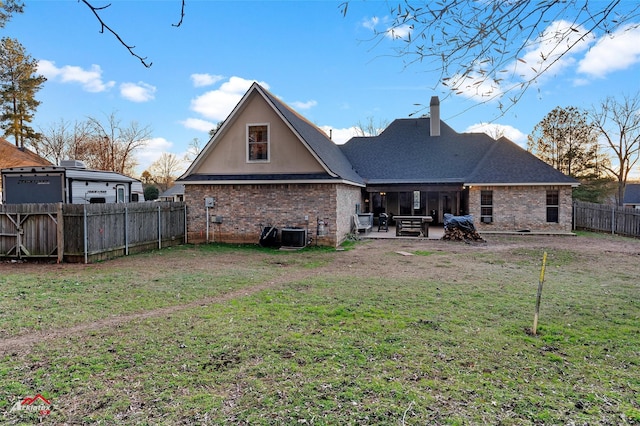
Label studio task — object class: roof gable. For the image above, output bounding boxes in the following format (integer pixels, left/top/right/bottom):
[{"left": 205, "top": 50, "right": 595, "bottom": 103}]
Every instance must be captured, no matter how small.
[
  {"left": 466, "top": 136, "right": 579, "bottom": 185},
  {"left": 181, "top": 83, "right": 363, "bottom": 186}
]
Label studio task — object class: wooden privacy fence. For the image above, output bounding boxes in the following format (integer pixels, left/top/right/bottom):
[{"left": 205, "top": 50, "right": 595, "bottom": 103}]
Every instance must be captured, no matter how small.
[
  {"left": 0, "top": 202, "right": 186, "bottom": 263},
  {"left": 573, "top": 200, "right": 640, "bottom": 238}
]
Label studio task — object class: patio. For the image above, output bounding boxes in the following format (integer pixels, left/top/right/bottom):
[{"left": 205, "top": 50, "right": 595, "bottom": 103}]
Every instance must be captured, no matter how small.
[{"left": 361, "top": 225, "right": 445, "bottom": 240}]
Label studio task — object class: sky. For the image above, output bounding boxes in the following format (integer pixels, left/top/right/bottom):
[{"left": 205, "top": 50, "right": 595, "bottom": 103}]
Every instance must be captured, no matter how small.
[{"left": 4, "top": 1, "right": 640, "bottom": 178}]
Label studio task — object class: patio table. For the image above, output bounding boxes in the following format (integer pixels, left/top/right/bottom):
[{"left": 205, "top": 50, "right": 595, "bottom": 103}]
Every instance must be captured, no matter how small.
[{"left": 394, "top": 215, "right": 433, "bottom": 237}]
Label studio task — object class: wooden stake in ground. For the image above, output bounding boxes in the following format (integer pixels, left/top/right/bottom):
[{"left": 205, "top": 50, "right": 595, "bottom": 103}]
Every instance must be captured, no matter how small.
[{"left": 532, "top": 251, "right": 548, "bottom": 335}]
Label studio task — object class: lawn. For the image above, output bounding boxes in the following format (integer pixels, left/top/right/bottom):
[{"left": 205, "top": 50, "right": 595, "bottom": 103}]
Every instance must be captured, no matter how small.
[{"left": 1, "top": 233, "right": 639, "bottom": 425}]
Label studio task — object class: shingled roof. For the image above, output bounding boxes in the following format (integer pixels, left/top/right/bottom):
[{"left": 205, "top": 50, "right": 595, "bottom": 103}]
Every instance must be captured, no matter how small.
[
  {"left": 340, "top": 118, "right": 578, "bottom": 186},
  {"left": 260, "top": 85, "right": 363, "bottom": 185},
  {"left": 181, "top": 84, "right": 577, "bottom": 189},
  {"left": 0, "top": 138, "right": 52, "bottom": 169}
]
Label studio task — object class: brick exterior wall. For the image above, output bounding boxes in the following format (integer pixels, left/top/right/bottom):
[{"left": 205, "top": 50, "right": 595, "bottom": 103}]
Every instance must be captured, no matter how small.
[
  {"left": 185, "top": 183, "right": 363, "bottom": 247},
  {"left": 468, "top": 186, "right": 573, "bottom": 232}
]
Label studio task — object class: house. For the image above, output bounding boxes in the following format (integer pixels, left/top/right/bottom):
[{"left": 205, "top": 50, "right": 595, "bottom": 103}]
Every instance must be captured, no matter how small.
[
  {"left": 0, "top": 138, "right": 52, "bottom": 202},
  {"left": 623, "top": 183, "right": 640, "bottom": 209},
  {"left": 158, "top": 184, "right": 185, "bottom": 202},
  {"left": 178, "top": 83, "right": 578, "bottom": 247}
]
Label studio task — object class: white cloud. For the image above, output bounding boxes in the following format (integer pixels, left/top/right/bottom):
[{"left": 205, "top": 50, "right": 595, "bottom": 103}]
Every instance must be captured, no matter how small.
[
  {"left": 190, "top": 73, "right": 224, "bottom": 88},
  {"left": 319, "top": 125, "right": 359, "bottom": 145},
  {"left": 578, "top": 24, "right": 640, "bottom": 79},
  {"left": 511, "top": 20, "right": 594, "bottom": 83},
  {"left": 37, "top": 59, "right": 115, "bottom": 92},
  {"left": 190, "top": 76, "right": 269, "bottom": 121},
  {"left": 120, "top": 82, "right": 156, "bottom": 102},
  {"left": 385, "top": 24, "right": 412, "bottom": 40},
  {"left": 181, "top": 117, "right": 215, "bottom": 132},
  {"left": 362, "top": 16, "right": 379, "bottom": 31},
  {"left": 290, "top": 100, "right": 318, "bottom": 110},
  {"left": 465, "top": 123, "right": 527, "bottom": 148},
  {"left": 447, "top": 72, "right": 504, "bottom": 101}
]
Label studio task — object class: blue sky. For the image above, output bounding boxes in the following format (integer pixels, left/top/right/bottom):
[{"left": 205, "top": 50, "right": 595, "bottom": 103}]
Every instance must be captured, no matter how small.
[{"left": 4, "top": 1, "right": 640, "bottom": 177}]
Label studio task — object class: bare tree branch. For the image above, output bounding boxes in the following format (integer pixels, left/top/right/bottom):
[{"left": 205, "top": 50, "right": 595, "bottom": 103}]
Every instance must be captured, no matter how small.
[
  {"left": 346, "top": 1, "right": 640, "bottom": 118},
  {"left": 590, "top": 93, "right": 640, "bottom": 205},
  {"left": 79, "top": 0, "right": 155, "bottom": 67},
  {"left": 172, "top": 0, "right": 186, "bottom": 27}
]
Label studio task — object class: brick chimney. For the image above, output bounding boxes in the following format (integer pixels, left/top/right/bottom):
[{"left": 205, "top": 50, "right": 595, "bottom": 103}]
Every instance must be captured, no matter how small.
[{"left": 430, "top": 96, "right": 440, "bottom": 137}]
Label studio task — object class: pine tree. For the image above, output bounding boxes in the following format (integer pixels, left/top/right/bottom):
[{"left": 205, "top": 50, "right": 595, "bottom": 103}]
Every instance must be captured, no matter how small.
[
  {"left": 0, "top": 37, "right": 46, "bottom": 149},
  {"left": 527, "top": 106, "right": 602, "bottom": 179}
]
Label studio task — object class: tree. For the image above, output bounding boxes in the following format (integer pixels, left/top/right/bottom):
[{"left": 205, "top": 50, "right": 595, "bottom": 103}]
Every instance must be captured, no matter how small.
[
  {"left": 184, "top": 137, "right": 203, "bottom": 163},
  {"left": 354, "top": 116, "right": 389, "bottom": 137},
  {"left": 0, "top": 37, "right": 46, "bottom": 149},
  {"left": 147, "top": 152, "right": 184, "bottom": 192},
  {"left": 527, "top": 106, "right": 602, "bottom": 178},
  {"left": 144, "top": 185, "right": 159, "bottom": 201},
  {"left": 84, "top": 112, "right": 152, "bottom": 175},
  {"left": 140, "top": 170, "right": 153, "bottom": 185},
  {"left": 590, "top": 93, "right": 640, "bottom": 206},
  {"left": 33, "top": 112, "right": 151, "bottom": 175},
  {"left": 0, "top": 1, "right": 23, "bottom": 29},
  {"left": 343, "top": 1, "right": 640, "bottom": 114},
  {"left": 32, "top": 119, "right": 91, "bottom": 166}
]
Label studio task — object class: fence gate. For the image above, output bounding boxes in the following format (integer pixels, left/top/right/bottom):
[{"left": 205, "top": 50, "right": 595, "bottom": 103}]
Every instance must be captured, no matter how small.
[{"left": 0, "top": 204, "right": 63, "bottom": 261}]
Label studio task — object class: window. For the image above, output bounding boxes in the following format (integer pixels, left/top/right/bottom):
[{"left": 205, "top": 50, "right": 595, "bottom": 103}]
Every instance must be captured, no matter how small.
[
  {"left": 247, "top": 124, "right": 269, "bottom": 162},
  {"left": 546, "top": 190, "right": 559, "bottom": 223},
  {"left": 116, "top": 186, "right": 125, "bottom": 203},
  {"left": 480, "top": 190, "right": 493, "bottom": 223}
]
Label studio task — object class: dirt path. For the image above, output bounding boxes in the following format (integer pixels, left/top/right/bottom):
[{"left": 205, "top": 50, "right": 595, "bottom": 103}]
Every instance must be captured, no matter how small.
[
  {"left": 0, "top": 265, "right": 320, "bottom": 356},
  {"left": 2, "top": 234, "right": 639, "bottom": 356}
]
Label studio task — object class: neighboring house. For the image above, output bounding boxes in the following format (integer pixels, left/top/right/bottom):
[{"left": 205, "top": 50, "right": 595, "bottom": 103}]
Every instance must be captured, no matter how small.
[
  {"left": 158, "top": 184, "right": 185, "bottom": 202},
  {"left": 178, "top": 83, "right": 578, "bottom": 247},
  {"left": 623, "top": 183, "right": 640, "bottom": 209},
  {"left": 0, "top": 138, "right": 52, "bottom": 202}
]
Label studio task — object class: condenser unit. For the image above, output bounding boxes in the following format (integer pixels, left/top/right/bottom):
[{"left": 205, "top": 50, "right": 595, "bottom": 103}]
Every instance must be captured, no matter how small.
[{"left": 281, "top": 228, "right": 307, "bottom": 248}]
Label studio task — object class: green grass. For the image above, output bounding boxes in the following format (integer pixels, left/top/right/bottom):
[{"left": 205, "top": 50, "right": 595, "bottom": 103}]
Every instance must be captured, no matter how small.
[{"left": 0, "top": 235, "right": 639, "bottom": 424}]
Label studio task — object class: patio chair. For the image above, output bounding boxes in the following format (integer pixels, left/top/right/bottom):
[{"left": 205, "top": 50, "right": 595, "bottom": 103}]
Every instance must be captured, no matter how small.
[{"left": 378, "top": 213, "right": 389, "bottom": 232}]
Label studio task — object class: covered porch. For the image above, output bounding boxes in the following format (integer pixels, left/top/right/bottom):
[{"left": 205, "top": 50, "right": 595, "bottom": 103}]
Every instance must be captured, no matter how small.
[{"left": 362, "top": 184, "right": 469, "bottom": 226}]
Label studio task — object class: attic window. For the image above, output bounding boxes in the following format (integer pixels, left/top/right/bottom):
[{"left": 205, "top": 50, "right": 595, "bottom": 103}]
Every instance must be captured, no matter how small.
[{"left": 247, "top": 124, "right": 269, "bottom": 162}]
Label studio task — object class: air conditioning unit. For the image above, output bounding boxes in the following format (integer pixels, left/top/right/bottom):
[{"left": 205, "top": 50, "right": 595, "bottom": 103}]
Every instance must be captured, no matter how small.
[
  {"left": 60, "top": 159, "right": 87, "bottom": 169},
  {"left": 281, "top": 228, "right": 307, "bottom": 248}
]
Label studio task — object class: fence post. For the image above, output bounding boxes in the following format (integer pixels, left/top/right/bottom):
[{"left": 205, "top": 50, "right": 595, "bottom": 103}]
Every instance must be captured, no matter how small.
[
  {"left": 83, "top": 204, "right": 88, "bottom": 264},
  {"left": 125, "top": 204, "right": 129, "bottom": 256},
  {"left": 57, "top": 203, "right": 64, "bottom": 263},
  {"left": 612, "top": 206, "right": 615, "bottom": 235},
  {"left": 158, "top": 204, "right": 162, "bottom": 249},
  {"left": 184, "top": 203, "right": 188, "bottom": 244}
]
